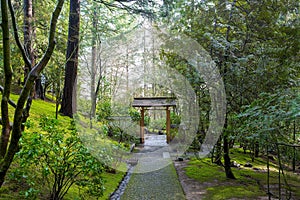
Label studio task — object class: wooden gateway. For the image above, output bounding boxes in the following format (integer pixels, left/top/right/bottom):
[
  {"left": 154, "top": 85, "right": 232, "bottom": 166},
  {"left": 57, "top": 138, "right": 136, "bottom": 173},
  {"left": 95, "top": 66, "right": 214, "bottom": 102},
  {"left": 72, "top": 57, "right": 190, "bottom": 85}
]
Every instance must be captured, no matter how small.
[{"left": 132, "top": 97, "right": 176, "bottom": 144}]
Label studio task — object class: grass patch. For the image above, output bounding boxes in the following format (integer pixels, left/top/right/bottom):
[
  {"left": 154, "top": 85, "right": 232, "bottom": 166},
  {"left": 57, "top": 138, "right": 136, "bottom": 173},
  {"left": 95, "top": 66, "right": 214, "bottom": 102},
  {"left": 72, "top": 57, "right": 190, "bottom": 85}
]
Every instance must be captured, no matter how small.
[
  {"left": 64, "top": 171, "right": 125, "bottom": 200},
  {"left": 185, "top": 158, "right": 227, "bottom": 182},
  {"left": 203, "top": 185, "right": 262, "bottom": 200},
  {"left": 1, "top": 93, "right": 69, "bottom": 125},
  {"left": 100, "top": 171, "right": 126, "bottom": 199},
  {"left": 185, "top": 148, "right": 300, "bottom": 199}
]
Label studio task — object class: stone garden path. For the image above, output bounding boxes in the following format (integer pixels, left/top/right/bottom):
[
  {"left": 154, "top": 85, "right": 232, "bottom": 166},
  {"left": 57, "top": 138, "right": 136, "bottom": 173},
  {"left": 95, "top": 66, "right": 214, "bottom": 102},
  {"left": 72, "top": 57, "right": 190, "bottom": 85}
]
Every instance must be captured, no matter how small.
[{"left": 120, "top": 134, "right": 186, "bottom": 200}]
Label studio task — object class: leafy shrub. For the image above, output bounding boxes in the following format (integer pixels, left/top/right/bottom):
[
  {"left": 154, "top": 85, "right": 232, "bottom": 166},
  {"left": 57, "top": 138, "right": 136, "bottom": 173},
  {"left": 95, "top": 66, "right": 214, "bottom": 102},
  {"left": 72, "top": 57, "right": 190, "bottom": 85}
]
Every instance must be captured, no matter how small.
[
  {"left": 171, "top": 112, "right": 181, "bottom": 125},
  {"left": 16, "top": 116, "right": 104, "bottom": 199},
  {"left": 128, "top": 108, "right": 141, "bottom": 122},
  {"left": 149, "top": 118, "right": 166, "bottom": 131},
  {"left": 97, "top": 98, "right": 112, "bottom": 122}
]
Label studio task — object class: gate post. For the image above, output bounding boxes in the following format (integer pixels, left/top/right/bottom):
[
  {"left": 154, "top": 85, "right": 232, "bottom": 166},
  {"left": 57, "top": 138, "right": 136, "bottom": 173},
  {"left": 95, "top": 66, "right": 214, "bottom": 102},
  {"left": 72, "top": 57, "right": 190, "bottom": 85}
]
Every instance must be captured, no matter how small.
[
  {"left": 166, "top": 106, "right": 171, "bottom": 144},
  {"left": 140, "top": 107, "right": 145, "bottom": 144}
]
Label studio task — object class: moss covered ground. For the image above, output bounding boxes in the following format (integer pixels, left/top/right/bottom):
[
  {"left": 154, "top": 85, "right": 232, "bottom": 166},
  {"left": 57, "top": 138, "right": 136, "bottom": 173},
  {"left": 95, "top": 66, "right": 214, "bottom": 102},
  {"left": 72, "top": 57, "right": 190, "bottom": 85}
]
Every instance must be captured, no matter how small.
[{"left": 184, "top": 148, "right": 300, "bottom": 200}]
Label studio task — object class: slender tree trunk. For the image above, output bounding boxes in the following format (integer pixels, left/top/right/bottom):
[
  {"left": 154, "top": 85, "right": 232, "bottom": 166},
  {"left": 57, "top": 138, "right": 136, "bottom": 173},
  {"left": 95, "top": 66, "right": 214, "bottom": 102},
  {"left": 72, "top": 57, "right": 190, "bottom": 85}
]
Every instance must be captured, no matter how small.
[
  {"left": 35, "top": 78, "right": 44, "bottom": 100},
  {"left": 223, "top": 117, "right": 235, "bottom": 179},
  {"left": 254, "top": 141, "right": 259, "bottom": 157},
  {"left": 60, "top": 0, "right": 80, "bottom": 118},
  {"left": 0, "top": 0, "right": 13, "bottom": 160},
  {"left": 221, "top": 0, "right": 236, "bottom": 180},
  {"left": 23, "top": 0, "right": 33, "bottom": 80},
  {"left": 213, "top": 137, "right": 223, "bottom": 166},
  {"left": 293, "top": 120, "right": 296, "bottom": 172},
  {"left": 24, "top": 0, "right": 44, "bottom": 99},
  {"left": 90, "top": 9, "right": 97, "bottom": 120},
  {"left": 55, "top": 81, "right": 61, "bottom": 119}
]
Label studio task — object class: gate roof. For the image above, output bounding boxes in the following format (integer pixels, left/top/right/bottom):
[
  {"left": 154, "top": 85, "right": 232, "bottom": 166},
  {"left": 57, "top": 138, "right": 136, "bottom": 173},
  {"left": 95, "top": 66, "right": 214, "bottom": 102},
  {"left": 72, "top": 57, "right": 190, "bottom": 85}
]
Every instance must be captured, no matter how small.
[{"left": 132, "top": 97, "right": 176, "bottom": 108}]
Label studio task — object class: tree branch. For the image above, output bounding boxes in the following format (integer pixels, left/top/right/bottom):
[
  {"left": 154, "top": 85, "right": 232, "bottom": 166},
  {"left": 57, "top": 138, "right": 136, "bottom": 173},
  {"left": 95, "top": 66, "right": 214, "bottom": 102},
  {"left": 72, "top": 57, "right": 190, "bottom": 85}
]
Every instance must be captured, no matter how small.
[
  {"left": 0, "top": 86, "right": 17, "bottom": 108},
  {"left": 0, "top": 118, "right": 13, "bottom": 128},
  {"left": 94, "top": 0, "right": 155, "bottom": 18},
  {"left": 7, "top": 0, "right": 31, "bottom": 67}
]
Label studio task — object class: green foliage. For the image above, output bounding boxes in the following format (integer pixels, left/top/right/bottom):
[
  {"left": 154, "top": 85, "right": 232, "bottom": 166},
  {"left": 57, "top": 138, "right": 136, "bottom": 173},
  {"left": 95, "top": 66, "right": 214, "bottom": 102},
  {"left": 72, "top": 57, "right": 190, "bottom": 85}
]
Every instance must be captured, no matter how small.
[
  {"left": 128, "top": 107, "right": 141, "bottom": 122},
  {"left": 97, "top": 98, "right": 112, "bottom": 122},
  {"left": 162, "top": 0, "right": 299, "bottom": 137},
  {"left": 144, "top": 115, "right": 150, "bottom": 127},
  {"left": 0, "top": 96, "right": 126, "bottom": 199},
  {"left": 15, "top": 116, "right": 104, "bottom": 199},
  {"left": 149, "top": 117, "right": 166, "bottom": 131},
  {"left": 107, "top": 124, "right": 138, "bottom": 144},
  {"left": 171, "top": 112, "right": 181, "bottom": 125},
  {"left": 237, "top": 88, "right": 300, "bottom": 146}
]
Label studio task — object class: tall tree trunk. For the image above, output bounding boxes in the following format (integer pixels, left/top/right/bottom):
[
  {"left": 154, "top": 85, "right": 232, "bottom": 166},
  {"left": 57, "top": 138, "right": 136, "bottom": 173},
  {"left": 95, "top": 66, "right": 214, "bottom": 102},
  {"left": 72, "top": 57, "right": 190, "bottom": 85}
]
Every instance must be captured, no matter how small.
[
  {"left": 0, "top": 0, "right": 13, "bottom": 159},
  {"left": 221, "top": 0, "right": 236, "bottom": 180},
  {"left": 254, "top": 141, "right": 259, "bottom": 157},
  {"left": 223, "top": 117, "right": 235, "bottom": 179},
  {"left": 23, "top": 0, "right": 33, "bottom": 80},
  {"left": 90, "top": 8, "right": 97, "bottom": 120},
  {"left": 24, "top": 0, "right": 45, "bottom": 99},
  {"left": 213, "top": 137, "right": 223, "bottom": 166},
  {"left": 35, "top": 78, "right": 44, "bottom": 100},
  {"left": 60, "top": 0, "right": 80, "bottom": 118}
]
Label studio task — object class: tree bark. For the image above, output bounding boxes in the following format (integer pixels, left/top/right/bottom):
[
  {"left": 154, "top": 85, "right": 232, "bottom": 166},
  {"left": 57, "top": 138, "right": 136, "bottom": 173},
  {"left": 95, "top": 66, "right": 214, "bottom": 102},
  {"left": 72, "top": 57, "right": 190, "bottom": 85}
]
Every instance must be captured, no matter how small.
[
  {"left": 223, "top": 117, "right": 235, "bottom": 179},
  {"left": 24, "top": 0, "right": 44, "bottom": 99},
  {"left": 222, "top": 0, "right": 236, "bottom": 180},
  {"left": 35, "top": 78, "right": 44, "bottom": 100},
  {"left": 23, "top": 0, "right": 34, "bottom": 79},
  {"left": 213, "top": 137, "right": 223, "bottom": 166},
  {"left": 0, "top": 0, "right": 13, "bottom": 159},
  {"left": 90, "top": 8, "right": 97, "bottom": 120},
  {"left": 254, "top": 141, "right": 259, "bottom": 157},
  {"left": 60, "top": 0, "right": 80, "bottom": 118}
]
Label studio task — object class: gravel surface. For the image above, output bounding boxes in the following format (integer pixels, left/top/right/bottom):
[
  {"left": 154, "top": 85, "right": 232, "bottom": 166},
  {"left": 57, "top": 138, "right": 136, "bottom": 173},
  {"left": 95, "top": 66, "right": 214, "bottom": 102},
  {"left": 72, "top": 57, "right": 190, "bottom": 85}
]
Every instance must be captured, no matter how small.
[
  {"left": 120, "top": 134, "right": 186, "bottom": 200},
  {"left": 121, "top": 161, "right": 185, "bottom": 200}
]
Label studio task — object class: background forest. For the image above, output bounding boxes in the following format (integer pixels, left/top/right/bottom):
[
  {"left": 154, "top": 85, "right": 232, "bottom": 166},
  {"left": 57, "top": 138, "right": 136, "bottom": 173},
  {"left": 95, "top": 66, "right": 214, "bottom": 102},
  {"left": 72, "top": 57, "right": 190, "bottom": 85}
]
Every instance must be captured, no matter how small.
[{"left": 0, "top": 0, "right": 299, "bottom": 199}]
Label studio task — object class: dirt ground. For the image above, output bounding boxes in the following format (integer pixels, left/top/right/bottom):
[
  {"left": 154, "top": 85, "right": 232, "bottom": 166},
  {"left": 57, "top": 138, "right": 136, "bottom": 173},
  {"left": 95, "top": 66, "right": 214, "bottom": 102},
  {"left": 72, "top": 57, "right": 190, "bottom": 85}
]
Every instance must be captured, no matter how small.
[{"left": 173, "top": 160, "right": 208, "bottom": 200}]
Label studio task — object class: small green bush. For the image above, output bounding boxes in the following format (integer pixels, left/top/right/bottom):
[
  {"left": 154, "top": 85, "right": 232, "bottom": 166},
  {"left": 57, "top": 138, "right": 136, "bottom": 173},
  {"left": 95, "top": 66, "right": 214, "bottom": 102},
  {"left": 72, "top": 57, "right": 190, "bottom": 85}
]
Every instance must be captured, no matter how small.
[{"left": 15, "top": 116, "right": 105, "bottom": 199}]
